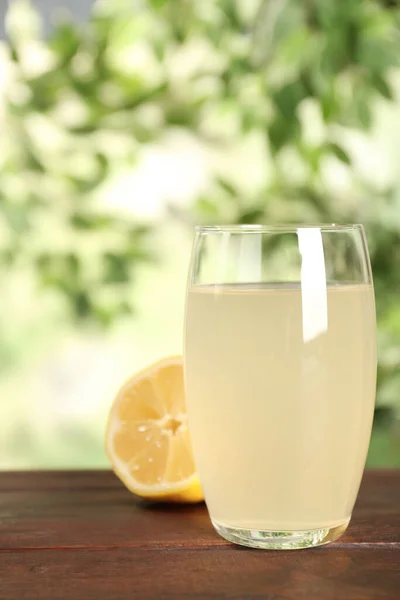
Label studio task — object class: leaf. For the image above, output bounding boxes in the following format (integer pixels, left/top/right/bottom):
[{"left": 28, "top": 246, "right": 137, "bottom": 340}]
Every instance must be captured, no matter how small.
[
  {"left": 271, "top": 80, "right": 307, "bottom": 121},
  {"left": 298, "top": 144, "right": 323, "bottom": 173},
  {"left": 268, "top": 116, "right": 299, "bottom": 153},
  {"left": 103, "top": 252, "right": 130, "bottom": 284},
  {"left": 314, "top": 0, "right": 338, "bottom": 29},
  {"left": 223, "top": 1, "right": 242, "bottom": 30},
  {"left": 25, "top": 146, "right": 46, "bottom": 173},
  {"left": 94, "top": 300, "right": 132, "bottom": 327},
  {"left": 357, "top": 97, "right": 372, "bottom": 129},
  {"left": 70, "top": 213, "right": 115, "bottom": 230},
  {"left": 120, "top": 83, "right": 169, "bottom": 111},
  {"left": 327, "top": 142, "right": 351, "bottom": 165},
  {"left": 129, "top": 224, "right": 152, "bottom": 239},
  {"left": 240, "top": 109, "right": 262, "bottom": 133},
  {"left": 196, "top": 198, "right": 220, "bottom": 218},
  {"left": 296, "top": 187, "right": 330, "bottom": 216},
  {"left": 279, "top": 28, "right": 311, "bottom": 67},
  {"left": 217, "top": 178, "right": 238, "bottom": 197},
  {"left": 238, "top": 209, "right": 265, "bottom": 224},
  {"left": 358, "top": 38, "right": 398, "bottom": 74},
  {"left": 73, "top": 291, "right": 92, "bottom": 319},
  {"left": 66, "top": 254, "right": 80, "bottom": 278},
  {"left": 371, "top": 74, "right": 393, "bottom": 100},
  {"left": 319, "top": 80, "right": 340, "bottom": 122},
  {"left": 319, "top": 30, "right": 350, "bottom": 75},
  {"left": 49, "top": 21, "right": 81, "bottom": 64}
]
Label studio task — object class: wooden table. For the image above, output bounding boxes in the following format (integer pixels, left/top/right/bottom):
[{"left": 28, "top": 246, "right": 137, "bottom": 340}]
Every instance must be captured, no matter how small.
[{"left": 0, "top": 470, "right": 399, "bottom": 599}]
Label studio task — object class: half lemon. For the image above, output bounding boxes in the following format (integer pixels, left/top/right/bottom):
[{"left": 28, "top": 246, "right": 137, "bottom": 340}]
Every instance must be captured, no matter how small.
[{"left": 105, "top": 356, "right": 203, "bottom": 503}]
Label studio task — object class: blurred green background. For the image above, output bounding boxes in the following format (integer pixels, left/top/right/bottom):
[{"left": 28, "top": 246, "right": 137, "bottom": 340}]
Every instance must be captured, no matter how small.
[{"left": 0, "top": 0, "right": 399, "bottom": 469}]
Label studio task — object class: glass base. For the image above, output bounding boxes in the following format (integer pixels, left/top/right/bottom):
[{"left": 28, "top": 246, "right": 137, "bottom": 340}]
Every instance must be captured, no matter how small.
[{"left": 211, "top": 519, "right": 349, "bottom": 550}]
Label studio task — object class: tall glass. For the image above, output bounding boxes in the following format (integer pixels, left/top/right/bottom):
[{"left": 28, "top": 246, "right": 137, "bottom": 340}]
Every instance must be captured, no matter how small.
[{"left": 184, "top": 224, "right": 376, "bottom": 550}]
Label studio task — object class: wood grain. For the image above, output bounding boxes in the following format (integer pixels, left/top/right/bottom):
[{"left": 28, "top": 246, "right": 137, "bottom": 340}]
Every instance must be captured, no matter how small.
[
  {"left": 0, "top": 547, "right": 399, "bottom": 600},
  {"left": 0, "top": 470, "right": 399, "bottom": 600},
  {"left": 0, "top": 470, "right": 399, "bottom": 549}
]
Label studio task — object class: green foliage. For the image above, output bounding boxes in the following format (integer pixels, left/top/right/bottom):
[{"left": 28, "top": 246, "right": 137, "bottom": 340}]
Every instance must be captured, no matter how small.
[
  {"left": 1, "top": 0, "right": 163, "bottom": 325},
  {"left": 1, "top": 0, "right": 400, "bottom": 462}
]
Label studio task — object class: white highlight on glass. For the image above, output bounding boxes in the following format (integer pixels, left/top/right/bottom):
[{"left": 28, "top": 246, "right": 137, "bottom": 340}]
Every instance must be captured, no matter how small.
[{"left": 298, "top": 228, "right": 328, "bottom": 343}]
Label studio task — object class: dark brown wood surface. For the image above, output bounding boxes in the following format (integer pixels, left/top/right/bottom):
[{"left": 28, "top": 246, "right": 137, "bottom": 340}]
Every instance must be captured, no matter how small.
[{"left": 0, "top": 470, "right": 399, "bottom": 600}]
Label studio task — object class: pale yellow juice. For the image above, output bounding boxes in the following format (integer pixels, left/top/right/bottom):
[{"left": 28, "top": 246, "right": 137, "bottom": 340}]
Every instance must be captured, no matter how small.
[{"left": 184, "top": 283, "right": 376, "bottom": 531}]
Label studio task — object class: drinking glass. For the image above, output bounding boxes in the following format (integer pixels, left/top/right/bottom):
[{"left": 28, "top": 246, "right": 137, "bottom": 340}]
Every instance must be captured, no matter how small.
[{"left": 184, "top": 224, "right": 376, "bottom": 550}]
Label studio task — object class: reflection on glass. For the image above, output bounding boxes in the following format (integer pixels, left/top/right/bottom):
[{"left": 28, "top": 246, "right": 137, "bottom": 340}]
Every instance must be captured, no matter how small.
[{"left": 298, "top": 227, "right": 328, "bottom": 343}]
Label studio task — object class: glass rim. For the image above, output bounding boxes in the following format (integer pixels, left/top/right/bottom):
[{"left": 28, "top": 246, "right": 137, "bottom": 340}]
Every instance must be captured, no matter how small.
[{"left": 195, "top": 223, "right": 364, "bottom": 234}]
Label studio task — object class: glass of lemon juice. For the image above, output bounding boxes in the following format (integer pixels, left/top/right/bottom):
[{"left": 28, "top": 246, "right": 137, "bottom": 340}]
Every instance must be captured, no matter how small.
[{"left": 184, "top": 224, "right": 376, "bottom": 550}]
